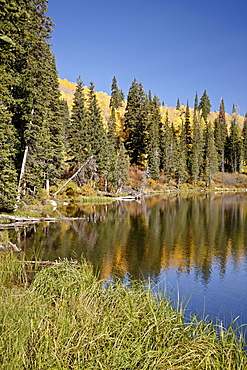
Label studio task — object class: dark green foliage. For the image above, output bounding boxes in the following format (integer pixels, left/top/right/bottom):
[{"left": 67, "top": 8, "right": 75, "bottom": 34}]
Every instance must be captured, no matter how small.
[
  {"left": 214, "top": 99, "right": 228, "bottom": 172},
  {"left": 116, "top": 141, "right": 130, "bottom": 189},
  {"left": 0, "top": 105, "right": 18, "bottom": 211},
  {"left": 68, "top": 76, "right": 88, "bottom": 167},
  {"left": 176, "top": 98, "right": 180, "bottom": 110},
  {"left": 87, "top": 81, "right": 108, "bottom": 177},
  {"left": 0, "top": 0, "right": 64, "bottom": 200},
  {"left": 146, "top": 95, "right": 160, "bottom": 180},
  {"left": 242, "top": 112, "right": 247, "bottom": 164},
  {"left": 109, "top": 76, "right": 124, "bottom": 110},
  {"left": 184, "top": 101, "right": 192, "bottom": 173},
  {"left": 194, "top": 92, "right": 199, "bottom": 111},
  {"left": 176, "top": 123, "right": 187, "bottom": 185},
  {"left": 204, "top": 122, "right": 218, "bottom": 186},
  {"left": 124, "top": 79, "right": 148, "bottom": 165},
  {"left": 191, "top": 113, "right": 204, "bottom": 184},
  {"left": 199, "top": 90, "right": 211, "bottom": 122},
  {"left": 159, "top": 111, "right": 177, "bottom": 178},
  {"left": 227, "top": 114, "right": 243, "bottom": 173}
]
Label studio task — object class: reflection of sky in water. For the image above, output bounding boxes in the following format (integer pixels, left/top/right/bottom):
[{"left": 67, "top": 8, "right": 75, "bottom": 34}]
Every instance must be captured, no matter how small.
[
  {"left": 157, "top": 256, "right": 247, "bottom": 329},
  {"left": 15, "top": 193, "right": 247, "bottom": 331}
]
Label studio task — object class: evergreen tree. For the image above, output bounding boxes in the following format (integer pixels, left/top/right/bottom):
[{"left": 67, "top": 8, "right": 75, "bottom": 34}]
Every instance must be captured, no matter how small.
[
  {"left": 199, "top": 90, "right": 211, "bottom": 122},
  {"left": 228, "top": 114, "right": 243, "bottom": 173},
  {"left": 176, "top": 123, "right": 187, "bottom": 186},
  {"left": 214, "top": 98, "right": 228, "bottom": 172},
  {"left": 116, "top": 141, "right": 130, "bottom": 190},
  {"left": 59, "top": 99, "right": 70, "bottom": 154},
  {"left": 109, "top": 76, "right": 124, "bottom": 110},
  {"left": 204, "top": 122, "right": 218, "bottom": 186},
  {"left": 176, "top": 98, "right": 181, "bottom": 110},
  {"left": 146, "top": 95, "right": 160, "bottom": 180},
  {"left": 191, "top": 112, "right": 204, "bottom": 184},
  {"left": 87, "top": 81, "right": 108, "bottom": 178},
  {"left": 124, "top": 79, "right": 148, "bottom": 165},
  {"left": 68, "top": 76, "right": 88, "bottom": 167},
  {"left": 194, "top": 92, "right": 199, "bottom": 111},
  {"left": 159, "top": 111, "right": 176, "bottom": 178},
  {"left": 184, "top": 101, "right": 192, "bottom": 173},
  {"left": 0, "top": 104, "right": 18, "bottom": 211},
  {"left": 1, "top": 0, "right": 63, "bottom": 197},
  {"left": 242, "top": 112, "right": 247, "bottom": 165}
]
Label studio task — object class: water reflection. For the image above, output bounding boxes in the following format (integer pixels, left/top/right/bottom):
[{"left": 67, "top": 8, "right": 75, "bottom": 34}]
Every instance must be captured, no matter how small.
[
  {"left": 3, "top": 192, "right": 247, "bottom": 325},
  {"left": 11, "top": 192, "right": 247, "bottom": 286}
]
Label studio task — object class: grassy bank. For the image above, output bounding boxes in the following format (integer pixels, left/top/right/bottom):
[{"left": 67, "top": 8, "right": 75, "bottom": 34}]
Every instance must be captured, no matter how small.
[{"left": 0, "top": 253, "right": 246, "bottom": 369}]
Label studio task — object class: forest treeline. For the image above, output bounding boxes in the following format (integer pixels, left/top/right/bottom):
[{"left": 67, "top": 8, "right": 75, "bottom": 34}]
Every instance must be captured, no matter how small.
[{"left": 1, "top": 0, "right": 247, "bottom": 212}]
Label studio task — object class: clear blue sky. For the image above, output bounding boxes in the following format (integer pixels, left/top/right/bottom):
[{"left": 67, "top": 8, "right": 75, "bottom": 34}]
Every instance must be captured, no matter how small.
[{"left": 47, "top": 0, "right": 247, "bottom": 115}]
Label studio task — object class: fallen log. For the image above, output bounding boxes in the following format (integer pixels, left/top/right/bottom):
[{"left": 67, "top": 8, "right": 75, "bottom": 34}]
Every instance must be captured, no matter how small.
[
  {"left": 21, "top": 260, "right": 78, "bottom": 266},
  {"left": 0, "top": 215, "right": 87, "bottom": 229}
]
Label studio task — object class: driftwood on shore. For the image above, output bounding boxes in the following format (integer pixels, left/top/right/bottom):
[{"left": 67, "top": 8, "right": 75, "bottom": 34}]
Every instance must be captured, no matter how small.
[{"left": 0, "top": 214, "right": 87, "bottom": 230}]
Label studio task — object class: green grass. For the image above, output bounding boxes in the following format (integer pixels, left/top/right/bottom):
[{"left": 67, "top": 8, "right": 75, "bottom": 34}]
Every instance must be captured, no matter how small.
[{"left": 0, "top": 253, "right": 246, "bottom": 369}]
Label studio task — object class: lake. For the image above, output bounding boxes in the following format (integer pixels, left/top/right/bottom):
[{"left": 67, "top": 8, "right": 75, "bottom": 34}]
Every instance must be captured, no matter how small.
[{"left": 9, "top": 192, "right": 247, "bottom": 329}]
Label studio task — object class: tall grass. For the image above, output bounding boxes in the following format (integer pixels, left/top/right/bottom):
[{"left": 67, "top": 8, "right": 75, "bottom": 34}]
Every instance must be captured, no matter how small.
[{"left": 0, "top": 254, "right": 246, "bottom": 369}]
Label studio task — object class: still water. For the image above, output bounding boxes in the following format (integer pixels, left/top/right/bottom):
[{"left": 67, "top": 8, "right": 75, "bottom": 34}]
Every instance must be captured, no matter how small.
[{"left": 11, "top": 193, "right": 247, "bottom": 327}]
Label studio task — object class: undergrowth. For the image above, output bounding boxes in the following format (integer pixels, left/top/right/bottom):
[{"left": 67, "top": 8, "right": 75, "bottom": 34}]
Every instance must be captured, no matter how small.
[{"left": 0, "top": 254, "right": 246, "bottom": 369}]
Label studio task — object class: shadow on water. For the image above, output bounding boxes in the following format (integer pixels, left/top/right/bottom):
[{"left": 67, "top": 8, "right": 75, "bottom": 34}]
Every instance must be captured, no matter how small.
[{"left": 5, "top": 192, "right": 247, "bottom": 334}]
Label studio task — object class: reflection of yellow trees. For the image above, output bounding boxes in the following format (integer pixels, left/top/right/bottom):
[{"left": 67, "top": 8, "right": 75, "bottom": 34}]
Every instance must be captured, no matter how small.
[
  {"left": 159, "top": 194, "right": 247, "bottom": 282},
  {"left": 16, "top": 193, "right": 247, "bottom": 284}
]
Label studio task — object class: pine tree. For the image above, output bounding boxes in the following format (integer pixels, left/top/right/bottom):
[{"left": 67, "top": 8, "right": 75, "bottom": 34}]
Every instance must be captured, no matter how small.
[
  {"left": 159, "top": 111, "right": 176, "bottom": 178},
  {"left": 214, "top": 99, "right": 228, "bottom": 172},
  {"left": 87, "top": 81, "right": 108, "bottom": 179},
  {"left": 146, "top": 95, "right": 160, "bottom": 180},
  {"left": 191, "top": 111, "right": 204, "bottom": 184},
  {"left": 176, "top": 98, "right": 181, "bottom": 110},
  {"left": 194, "top": 92, "right": 199, "bottom": 111},
  {"left": 204, "top": 122, "right": 218, "bottom": 186},
  {"left": 124, "top": 79, "right": 148, "bottom": 165},
  {"left": 184, "top": 101, "right": 192, "bottom": 173},
  {"left": 68, "top": 76, "right": 88, "bottom": 168},
  {"left": 59, "top": 99, "right": 70, "bottom": 154},
  {"left": 0, "top": 104, "right": 18, "bottom": 211},
  {"left": 1, "top": 0, "right": 64, "bottom": 198},
  {"left": 116, "top": 141, "right": 130, "bottom": 190},
  {"left": 109, "top": 76, "right": 124, "bottom": 110},
  {"left": 242, "top": 112, "right": 247, "bottom": 165},
  {"left": 199, "top": 90, "right": 211, "bottom": 122},
  {"left": 176, "top": 123, "right": 187, "bottom": 186},
  {"left": 228, "top": 113, "right": 243, "bottom": 173}
]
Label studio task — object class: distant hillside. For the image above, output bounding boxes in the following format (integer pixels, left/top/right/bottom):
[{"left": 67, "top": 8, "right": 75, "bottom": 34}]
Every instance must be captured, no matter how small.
[{"left": 58, "top": 78, "right": 244, "bottom": 128}]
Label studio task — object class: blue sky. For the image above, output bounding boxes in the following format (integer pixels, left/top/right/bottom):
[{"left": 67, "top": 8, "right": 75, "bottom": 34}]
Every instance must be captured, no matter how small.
[{"left": 48, "top": 0, "right": 247, "bottom": 115}]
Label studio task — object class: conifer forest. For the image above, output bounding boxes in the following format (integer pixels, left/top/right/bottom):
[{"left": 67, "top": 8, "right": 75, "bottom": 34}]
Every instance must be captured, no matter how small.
[{"left": 1, "top": 0, "right": 247, "bottom": 212}]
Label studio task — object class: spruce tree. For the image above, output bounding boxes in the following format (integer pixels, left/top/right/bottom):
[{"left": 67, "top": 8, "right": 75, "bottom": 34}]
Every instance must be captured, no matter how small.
[
  {"left": 214, "top": 99, "right": 228, "bottom": 172},
  {"left": 124, "top": 79, "right": 148, "bottom": 165},
  {"left": 59, "top": 99, "right": 70, "bottom": 154},
  {"left": 159, "top": 111, "right": 176, "bottom": 178},
  {"left": 204, "top": 122, "right": 218, "bottom": 186},
  {"left": 242, "top": 112, "right": 247, "bottom": 165},
  {"left": 1, "top": 0, "right": 64, "bottom": 198},
  {"left": 191, "top": 111, "right": 204, "bottom": 184},
  {"left": 184, "top": 101, "right": 192, "bottom": 173},
  {"left": 87, "top": 81, "right": 108, "bottom": 179},
  {"left": 116, "top": 141, "right": 130, "bottom": 190},
  {"left": 176, "top": 123, "right": 187, "bottom": 186},
  {"left": 68, "top": 76, "right": 88, "bottom": 168},
  {"left": 199, "top": 90, "right": 211, "bottom": 122},
  {"left": 0, "top": 104, "right": 18, "bottom": 211},
  {"left": 228, "top": 114, "right": 243, "bottom": 173},
  {"left": 109, "top": 76, "right": 124, "bottom": 110},
  {"left": 146, "top": 95, "right": 160, "bottom": 180}
]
